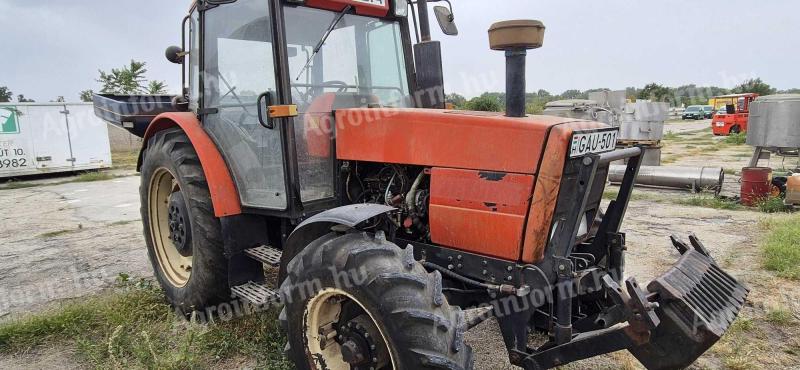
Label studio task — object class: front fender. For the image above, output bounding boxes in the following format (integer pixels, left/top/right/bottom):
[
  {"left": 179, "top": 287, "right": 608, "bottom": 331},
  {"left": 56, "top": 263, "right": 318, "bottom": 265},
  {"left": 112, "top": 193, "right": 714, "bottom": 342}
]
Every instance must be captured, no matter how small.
[{"left": 280, "top": 204, "right": 396, "bottom": 278}]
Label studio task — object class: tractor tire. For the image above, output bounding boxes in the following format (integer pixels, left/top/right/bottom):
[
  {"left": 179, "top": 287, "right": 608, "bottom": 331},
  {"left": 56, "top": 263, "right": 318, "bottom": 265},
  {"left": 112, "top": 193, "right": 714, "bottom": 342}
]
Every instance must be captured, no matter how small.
[
  {"left": 140, "top": 128, "right": 230, "bottom": 314},
  {"left": 280, "top": 232, "right": 474, "bottom": 370}
]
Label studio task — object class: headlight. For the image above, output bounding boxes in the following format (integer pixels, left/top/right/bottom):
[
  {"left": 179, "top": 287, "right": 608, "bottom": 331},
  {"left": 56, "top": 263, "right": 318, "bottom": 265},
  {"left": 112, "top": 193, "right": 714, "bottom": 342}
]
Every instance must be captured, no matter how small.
[{"left": 393, "top": 0, "right": 408, "bottom": 17}]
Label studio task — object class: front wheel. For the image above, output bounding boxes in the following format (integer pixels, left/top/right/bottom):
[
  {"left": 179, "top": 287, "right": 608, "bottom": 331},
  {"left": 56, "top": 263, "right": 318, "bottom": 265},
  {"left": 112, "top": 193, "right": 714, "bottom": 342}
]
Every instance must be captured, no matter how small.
[
  {"left": 140, "top": 128, "right": 230, "bottom": 313},
  {"left": 280, "top": 232, "right": 473, "bottom": 370}
]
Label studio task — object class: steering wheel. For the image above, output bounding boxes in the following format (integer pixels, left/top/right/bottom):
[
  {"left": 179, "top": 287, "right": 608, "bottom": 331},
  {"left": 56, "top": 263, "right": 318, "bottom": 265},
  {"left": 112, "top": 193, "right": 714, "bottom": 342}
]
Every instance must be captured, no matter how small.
[
  {"left": 321, "top": 80, "right": 351, "bottom": 92},
  {"left": 296, "top": 80, "right": 353, "bottom": 106}
]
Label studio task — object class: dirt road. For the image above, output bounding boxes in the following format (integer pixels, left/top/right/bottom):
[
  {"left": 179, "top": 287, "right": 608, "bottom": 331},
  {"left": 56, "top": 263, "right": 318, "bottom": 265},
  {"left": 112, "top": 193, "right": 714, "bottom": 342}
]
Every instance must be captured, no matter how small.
[{"left": 0, "top": 176, "right": 148, "bottom": 318}]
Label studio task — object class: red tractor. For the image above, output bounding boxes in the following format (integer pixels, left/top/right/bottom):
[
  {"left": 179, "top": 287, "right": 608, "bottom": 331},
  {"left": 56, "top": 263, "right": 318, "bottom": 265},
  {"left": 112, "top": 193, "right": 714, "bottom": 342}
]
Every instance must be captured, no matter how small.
[{"left": 94, "top": 1, "right": 747, "bottom": 369}]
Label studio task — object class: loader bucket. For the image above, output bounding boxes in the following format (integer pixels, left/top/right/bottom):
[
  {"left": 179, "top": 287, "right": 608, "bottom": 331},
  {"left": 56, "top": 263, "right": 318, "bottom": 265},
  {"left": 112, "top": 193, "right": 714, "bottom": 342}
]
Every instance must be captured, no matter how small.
[{"left": 630, "top": 248, "right": 749, "bottom": 370}]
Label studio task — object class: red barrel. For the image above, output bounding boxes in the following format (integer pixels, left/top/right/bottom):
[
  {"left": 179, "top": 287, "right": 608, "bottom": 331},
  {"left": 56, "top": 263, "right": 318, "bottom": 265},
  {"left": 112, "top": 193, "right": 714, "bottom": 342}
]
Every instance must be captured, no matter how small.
[{"left": 740, "top": 167, "right": 772, "bottom": 206}]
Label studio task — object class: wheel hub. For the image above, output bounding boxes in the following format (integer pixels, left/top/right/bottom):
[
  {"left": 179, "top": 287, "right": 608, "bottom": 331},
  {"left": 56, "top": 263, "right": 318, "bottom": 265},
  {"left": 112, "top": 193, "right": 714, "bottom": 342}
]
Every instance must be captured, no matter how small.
[
  {"left": 167, "top": 191, "right": 192, "bottom": 257},
  {"left": 336, "top": 315, "right": 389, "bottom": 369}
]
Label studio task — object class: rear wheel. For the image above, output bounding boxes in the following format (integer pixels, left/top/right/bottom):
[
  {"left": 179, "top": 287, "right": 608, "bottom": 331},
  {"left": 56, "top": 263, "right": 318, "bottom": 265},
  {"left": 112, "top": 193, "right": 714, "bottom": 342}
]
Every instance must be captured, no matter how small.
[
  {"left": 140, "top": 128, "right": 230, "bottom": 313},
  {"left": 730, "top": 125, "right": 741, "bottom": 134},
  {"left": 280, "top": 232, "right": 473, "bottom": 370}
]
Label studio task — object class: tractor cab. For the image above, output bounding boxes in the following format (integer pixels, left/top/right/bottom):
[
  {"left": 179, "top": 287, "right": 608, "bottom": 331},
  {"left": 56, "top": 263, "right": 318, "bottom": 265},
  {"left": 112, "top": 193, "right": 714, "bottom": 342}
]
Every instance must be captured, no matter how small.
[{"left": 173, "top": 0, "right": 452, "bottom": 217}]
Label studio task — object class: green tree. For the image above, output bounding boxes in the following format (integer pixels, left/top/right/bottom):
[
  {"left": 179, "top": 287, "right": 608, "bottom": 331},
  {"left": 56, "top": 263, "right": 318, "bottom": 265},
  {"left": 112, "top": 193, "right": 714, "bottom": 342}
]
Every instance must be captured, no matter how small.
[
  {"left": 147, "top": 81, "right": 168, "bottom": 95},
  {"left": 17, "top": 95, "right": 34, "bottom": 103},
  {"left": 732, "top": 78, "right": 776, "bottom": 96},
  {"left": 445, "top": 93, "right": 467, "bottom": 108},
  {"left": 80, "top": 90, "right": 94, "bottom": 102},
  {"left": 559, "top": 89, "right": 585, "bottom": 100},
  {"left": 465, "top": 95, "right": 502, "bottom": 112},
  {"left": 536, "top": 89, "right": 551, "bottom": 99},
  {"left": 638, "top": 83, "right": 673, "bottom": 102},
  {"left": 0, "top": 86, "right": 12, "bottom": 103},
  {"left": 98, "top": 60, "right": 168, "bottom": 95}
]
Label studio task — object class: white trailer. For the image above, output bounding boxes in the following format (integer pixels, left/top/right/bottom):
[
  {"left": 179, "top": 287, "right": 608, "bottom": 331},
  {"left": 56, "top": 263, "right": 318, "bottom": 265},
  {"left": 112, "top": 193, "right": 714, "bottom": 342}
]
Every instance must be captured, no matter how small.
[{"left": 0, "top": 103, "right": 112, "bottom": 178}]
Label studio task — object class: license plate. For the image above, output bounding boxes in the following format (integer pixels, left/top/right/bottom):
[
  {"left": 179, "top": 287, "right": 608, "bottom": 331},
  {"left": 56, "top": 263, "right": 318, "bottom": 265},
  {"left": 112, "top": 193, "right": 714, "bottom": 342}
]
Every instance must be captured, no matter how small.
[
  {"left": 570, "top": 130, "right": 618, "bottom": 158},
  {"left": 716, "top": 122, "right": 725, "bottom": 127}
]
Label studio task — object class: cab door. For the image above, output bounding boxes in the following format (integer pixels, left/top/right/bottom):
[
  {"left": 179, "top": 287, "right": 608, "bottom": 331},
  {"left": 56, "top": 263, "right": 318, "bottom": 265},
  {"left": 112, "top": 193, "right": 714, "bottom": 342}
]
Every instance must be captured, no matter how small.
[{"left": 201, "top": 0, "right": 288, "bottom": 210}]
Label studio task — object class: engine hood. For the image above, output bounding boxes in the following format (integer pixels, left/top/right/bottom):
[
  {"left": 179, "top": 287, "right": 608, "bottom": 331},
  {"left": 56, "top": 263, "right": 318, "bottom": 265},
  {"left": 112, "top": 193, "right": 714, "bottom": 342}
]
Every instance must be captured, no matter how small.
[{"left": 333, "top": 108, "right": 610, "bottom": 174}]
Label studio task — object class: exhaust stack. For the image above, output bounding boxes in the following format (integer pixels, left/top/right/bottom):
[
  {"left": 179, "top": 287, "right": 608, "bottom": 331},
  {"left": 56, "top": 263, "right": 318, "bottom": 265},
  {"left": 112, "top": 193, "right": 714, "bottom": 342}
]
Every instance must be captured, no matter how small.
[{"left": 488, "top": 20, "right": 545, "bottom": 117}]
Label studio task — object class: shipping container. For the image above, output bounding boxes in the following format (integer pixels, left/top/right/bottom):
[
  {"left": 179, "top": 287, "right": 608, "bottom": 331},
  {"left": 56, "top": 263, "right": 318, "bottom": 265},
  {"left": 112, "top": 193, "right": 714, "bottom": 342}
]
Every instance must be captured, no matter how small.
[{"left": 0, "top": 103, "right": 112, "bottom": 178}]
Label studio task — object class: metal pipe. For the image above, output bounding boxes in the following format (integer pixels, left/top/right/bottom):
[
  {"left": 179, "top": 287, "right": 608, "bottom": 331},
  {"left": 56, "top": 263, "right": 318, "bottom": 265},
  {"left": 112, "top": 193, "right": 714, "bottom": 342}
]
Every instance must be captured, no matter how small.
[
  {"left": 417, "top": 0, "right": 432, "bottom": 42},
  {"left": 505, "top": 49, "right": 527, "bottom": 117},
  {"left": 608, "top": 165, "right": 724, "bottom": 194},
  {"left": 599, "top": 147, "right": 642, "bottom": 165}
]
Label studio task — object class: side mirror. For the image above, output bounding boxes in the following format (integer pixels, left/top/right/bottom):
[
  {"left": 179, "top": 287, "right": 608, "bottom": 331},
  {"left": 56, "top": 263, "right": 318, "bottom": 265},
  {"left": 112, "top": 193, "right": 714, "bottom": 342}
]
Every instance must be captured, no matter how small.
[
  {"left": 165, "top": 46, "right": 185, "bottom": 64},
  {"left": 434, "top": 6, "right": 458, "bottom": 36}
]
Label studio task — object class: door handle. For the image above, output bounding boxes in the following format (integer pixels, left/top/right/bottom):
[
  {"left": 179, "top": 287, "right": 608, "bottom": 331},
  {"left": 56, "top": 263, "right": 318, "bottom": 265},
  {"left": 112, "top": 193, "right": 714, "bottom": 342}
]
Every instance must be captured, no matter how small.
[{"left": 257, "top": 91, "right": 275, "bottom": 129}]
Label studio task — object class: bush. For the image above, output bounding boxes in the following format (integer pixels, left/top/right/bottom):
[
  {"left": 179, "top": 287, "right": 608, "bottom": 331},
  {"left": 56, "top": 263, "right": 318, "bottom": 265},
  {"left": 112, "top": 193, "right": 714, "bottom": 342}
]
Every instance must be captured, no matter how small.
[
  {"left": 756, "top": 196, "right": 791, "bottom": 213},
  {"left": 465, "top": 95, "right": 503, "bottom": 112}
]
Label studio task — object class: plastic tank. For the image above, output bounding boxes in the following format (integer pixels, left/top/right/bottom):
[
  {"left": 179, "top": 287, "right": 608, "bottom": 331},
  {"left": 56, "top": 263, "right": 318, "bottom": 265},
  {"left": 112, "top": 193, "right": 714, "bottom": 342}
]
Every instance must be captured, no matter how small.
[
  {"left": 747, "top": 94, "right": 800, "bottom": 148},
  {"left": 787, "top": 175, "right": 800, "bottom": 205}
]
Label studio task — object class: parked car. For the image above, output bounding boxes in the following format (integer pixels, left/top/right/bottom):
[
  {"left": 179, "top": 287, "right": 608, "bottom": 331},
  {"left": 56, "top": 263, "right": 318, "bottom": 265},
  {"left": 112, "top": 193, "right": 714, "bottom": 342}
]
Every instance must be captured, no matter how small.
[
  {"left": 701, "top": 105, "right": 714, "bottom": 119},
  {"left": 682, "top": 105, "right": 705, "bottom": 120}
]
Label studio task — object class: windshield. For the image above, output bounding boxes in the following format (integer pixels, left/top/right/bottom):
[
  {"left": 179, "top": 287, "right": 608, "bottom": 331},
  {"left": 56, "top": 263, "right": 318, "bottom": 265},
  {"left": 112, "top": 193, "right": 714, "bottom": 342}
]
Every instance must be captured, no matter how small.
[
  {"left": 284, "top": 6, "right": 411, "bottom": 110},
  {"left": 686, "top": 106, "right": 701, "bottom": 112}
]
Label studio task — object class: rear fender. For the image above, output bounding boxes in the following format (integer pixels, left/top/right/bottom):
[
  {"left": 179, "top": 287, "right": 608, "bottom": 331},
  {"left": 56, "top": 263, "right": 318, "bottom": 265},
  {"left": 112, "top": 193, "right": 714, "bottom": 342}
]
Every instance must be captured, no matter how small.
[{"left": 140, "top": 112, "right": 241, "bottom": 217}]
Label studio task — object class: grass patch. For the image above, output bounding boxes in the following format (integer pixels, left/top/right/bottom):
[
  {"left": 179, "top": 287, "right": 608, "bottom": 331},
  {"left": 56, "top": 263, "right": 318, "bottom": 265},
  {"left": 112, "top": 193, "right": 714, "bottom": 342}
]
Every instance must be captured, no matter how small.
[
  {"left": 765, "top": 308, "right": 795, "bottom": 326},
  {"left": 761, "top": 215, "right": 800, "bottom": 279},
  {"left": 663, "top": 131, "right": 680, "bottom": 141},
  {"left": 0, "top": 181, "right": 41, "bottom": 190},
  {"left": 723, "top": 132, "right": 748, "bottom": 145},
  {"left": 0, "top": 171, "right": 129, "bottom": 191},
  {"left": 724, "top": 168, "right": 738, "bottom": 175},
  {"left": 676, "top": 196, "right": 742, "bottom": 210},
  {"left": 112, "top": 150, "right": 139, "bottom": 170},
  {"left": 756, "top": 196, "right": 792, "bottom": 214},
  {"left": 73, "top": 172, "right": 116, "bottom": 183},
  {"left": 0, "top": 278, "right": 291, "bottom": 369}
]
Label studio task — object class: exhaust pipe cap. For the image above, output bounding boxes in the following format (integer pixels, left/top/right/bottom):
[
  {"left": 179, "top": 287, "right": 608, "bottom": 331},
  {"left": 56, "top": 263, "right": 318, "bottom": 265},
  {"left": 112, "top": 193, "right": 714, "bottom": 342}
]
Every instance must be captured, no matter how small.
[{"left": 488, "top": 20, "right": 545, "bottom": 51}]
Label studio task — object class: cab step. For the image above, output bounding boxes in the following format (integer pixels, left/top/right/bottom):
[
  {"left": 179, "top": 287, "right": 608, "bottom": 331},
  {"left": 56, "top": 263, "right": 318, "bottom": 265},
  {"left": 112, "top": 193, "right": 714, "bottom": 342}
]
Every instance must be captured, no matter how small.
[
  {"left": 244, "top": 245, "right": 283, "bottom": 267},
  {"left": 231, "top": 281, "right": 281, "bottom": 306}
]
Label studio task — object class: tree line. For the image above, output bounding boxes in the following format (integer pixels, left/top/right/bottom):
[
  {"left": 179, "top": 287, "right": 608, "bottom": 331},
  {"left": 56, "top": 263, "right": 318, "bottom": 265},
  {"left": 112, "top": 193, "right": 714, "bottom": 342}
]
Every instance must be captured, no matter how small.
[
  {"left": 447, "top": 78, "right": 800, "bottom": 113},
  {"left": 1, "top": 60, "right": 167, "bottom": 104}
]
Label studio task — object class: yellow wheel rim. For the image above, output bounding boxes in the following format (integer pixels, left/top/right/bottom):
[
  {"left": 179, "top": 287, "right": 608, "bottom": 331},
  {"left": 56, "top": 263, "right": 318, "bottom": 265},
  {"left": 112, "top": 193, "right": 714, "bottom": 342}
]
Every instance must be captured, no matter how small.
[
  {"left": 304, "top": 288, "right": 396, "bottom": 370},
  {"left": 148, "top": 168, "right": 192, "bottom": 287}
]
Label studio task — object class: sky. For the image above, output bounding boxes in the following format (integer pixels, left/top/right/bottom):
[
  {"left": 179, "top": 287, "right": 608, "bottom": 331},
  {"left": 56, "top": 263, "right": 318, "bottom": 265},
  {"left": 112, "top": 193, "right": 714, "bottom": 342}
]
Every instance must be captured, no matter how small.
[{"left": 1, "top": 0, "right": 798, "bottom": 102}]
